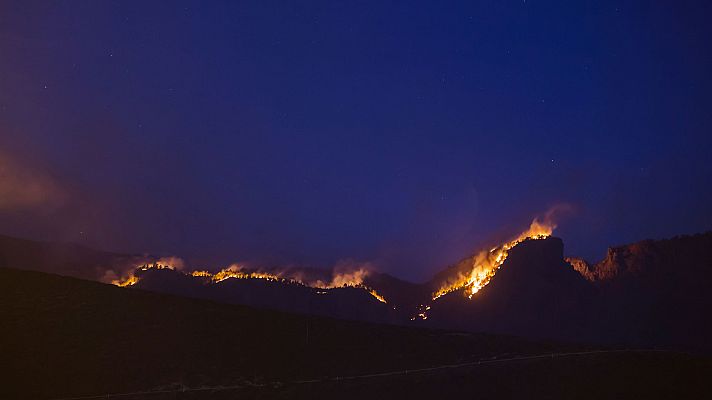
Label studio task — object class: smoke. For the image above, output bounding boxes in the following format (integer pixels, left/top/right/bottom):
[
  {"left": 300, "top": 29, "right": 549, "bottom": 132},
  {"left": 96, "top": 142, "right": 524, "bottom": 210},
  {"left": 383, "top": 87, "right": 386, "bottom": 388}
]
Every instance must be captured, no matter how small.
[
  {"left": 100, "top": 268, "right": 122, "bottom": 284},
  {"left": 314, "top": 260, "right": 374, "bottom": 288},
  {"left": 539, "top": 203, "right": 575, "bottom": 228},
  {"left": 101, "top": 255, "right": 186, "bottom": 285},
  {"left": 111, "top": 256, "right": 378, "bottom": 291},
  {"left": 211, "top": 259, "right": 375, "bottom": 289},
  {"left": 155, "top": 256, "right": 185, "bottom": 271},
  {"left": 431, "top": 207, "right": 572, "bottom": 299},
  {"left": 0, "top": 152, "right": 67, "bottom": 211}
]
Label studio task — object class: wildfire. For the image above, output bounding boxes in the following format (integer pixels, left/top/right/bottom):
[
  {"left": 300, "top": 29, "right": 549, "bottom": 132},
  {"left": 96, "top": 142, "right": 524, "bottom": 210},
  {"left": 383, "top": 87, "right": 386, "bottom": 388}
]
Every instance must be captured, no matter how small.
[
  {"left": 368, "top": 289, "right": 387, "bottom": 303},
  {"left": 113, "top": 274, "right": 139, "bottom": 287},
  {"left": 111, "top": 261, "right": 176, "bottom": 287},
  {"left": 321, "top": 268, "right": 368, "bottom": 289},
  {"left": 112, "top": 262, "right": 388, "bottom": 303},
  {"left": 411, "top": 304, "right": 430, "bottom": 320},
  {"left": 309, "top": 267, "right": 387, "bottom": 303},
  {"left": 432, "top": 218, "right": 555, "bottom": 300},
  {"left": 139, "top": 262, "right": 174, "bottom": 271},
  {"left": 209, "top": 265, "right": 289, "bottom": 283}
]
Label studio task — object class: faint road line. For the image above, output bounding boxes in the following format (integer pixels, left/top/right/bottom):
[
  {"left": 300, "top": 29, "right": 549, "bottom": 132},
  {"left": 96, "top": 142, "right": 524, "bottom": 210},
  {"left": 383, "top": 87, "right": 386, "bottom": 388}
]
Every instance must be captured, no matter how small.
[
  {"left": 51, "top": 349, "right": 670, "bottom": 400},
  {"left": 292, "top": 349, "right": 666, "bottom": 383}
]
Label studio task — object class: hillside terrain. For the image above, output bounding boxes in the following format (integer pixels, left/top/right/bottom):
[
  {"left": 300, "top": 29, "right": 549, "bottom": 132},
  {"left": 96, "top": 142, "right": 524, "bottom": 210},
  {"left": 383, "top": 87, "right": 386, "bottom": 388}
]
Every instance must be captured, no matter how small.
[
  {"left": 2, "top": 231, "right": 712, "bottom": 352},
  {"left": 423, "top": 238, "right": 594, "bottom": 340},
  {"left": 566, "top": 232, "right": 712, "bottom": 351},
  {"left": 1, "top": 267, "right": 708, "bottom": 399},
  {"left": 0, "top": 233, "right": 141, "bottom": 282}
]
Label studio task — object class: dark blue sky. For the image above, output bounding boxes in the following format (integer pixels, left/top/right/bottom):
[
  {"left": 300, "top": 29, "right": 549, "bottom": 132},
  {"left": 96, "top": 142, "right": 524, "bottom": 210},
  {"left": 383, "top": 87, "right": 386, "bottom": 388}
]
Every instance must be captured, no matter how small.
[{"left": 1, "top": 1, "right": 711, "bottom": 281}]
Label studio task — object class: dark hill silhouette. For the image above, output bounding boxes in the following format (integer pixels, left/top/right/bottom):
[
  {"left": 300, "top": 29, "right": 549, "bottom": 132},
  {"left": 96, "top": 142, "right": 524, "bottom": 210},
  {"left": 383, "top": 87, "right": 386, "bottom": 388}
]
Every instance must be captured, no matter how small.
[
  {"left": 0, "top": 233, "right": 142, "bottom": 282},
  {"left": 419, "top": 233, "right": 712, "bottom": 352},
  {"left": 2, "top": 267, "right": 709, "bottom": 400},
  {"left": 2, "top": 231, "right": 711, "bottom": 352},
  {"left": 569, "top": 232, "right": 712, "bottom": 352},
  {"left": 0, "top": 267, "right": 579, "bottom": 399},
  {"left": 424, "top": 237, "right": 594, "bottom": 341},
  {"left": 362, "top": 271, "right": 426, "bottom": 308},
  {"left": 134, "top": 267, "right": 398, "bottom": 323}
]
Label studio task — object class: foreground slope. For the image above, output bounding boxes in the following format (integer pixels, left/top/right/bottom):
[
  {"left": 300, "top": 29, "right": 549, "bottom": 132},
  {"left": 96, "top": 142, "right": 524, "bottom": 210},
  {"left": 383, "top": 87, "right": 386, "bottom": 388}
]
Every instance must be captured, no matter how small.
[
  {"left": 1, "top": 267, "right": 576, "bottom": 399},
  {"left": 2, "top": 267, "right": 709, "bottom": 399}
]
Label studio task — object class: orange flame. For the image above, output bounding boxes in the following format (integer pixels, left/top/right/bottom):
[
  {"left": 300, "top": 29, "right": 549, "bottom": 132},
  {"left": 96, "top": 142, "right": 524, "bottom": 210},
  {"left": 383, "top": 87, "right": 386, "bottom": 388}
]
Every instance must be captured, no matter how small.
[
  {"left": 309, "top": 266, "right": 386, "bottom": 302},
  {"left": 432, "top": 218, "right": 555, "bottom": 300},
  {"left": 311, "top": 267, "right": 369, "bottom": 289},
  {"left": 110, "top": 261, "right": 178, "bottom": 287},
  {"left": 367, "top": 289, "right": 387, "bottom": 303},
  {"left": 112, "top": 262, "right": 387, "bottom": 303},
  {"left": 112, "top": 274, "right": 139, "bottom": 287}
]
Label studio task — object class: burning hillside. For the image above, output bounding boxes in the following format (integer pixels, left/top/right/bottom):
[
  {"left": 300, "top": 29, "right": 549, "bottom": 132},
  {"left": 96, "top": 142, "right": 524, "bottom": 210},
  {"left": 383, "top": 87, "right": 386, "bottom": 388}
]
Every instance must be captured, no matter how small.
[
  {"left": 3, "top": 222, "right": 710, "bottom": 351},
  {"left": 432, "top": 218, "right": 556, "bottom": 300},
  {"left": 112, "top": 262, "right": 388, "bottom": 303},
  {"left": 110, "top": 214, "right": 562, "bottom": 322}
]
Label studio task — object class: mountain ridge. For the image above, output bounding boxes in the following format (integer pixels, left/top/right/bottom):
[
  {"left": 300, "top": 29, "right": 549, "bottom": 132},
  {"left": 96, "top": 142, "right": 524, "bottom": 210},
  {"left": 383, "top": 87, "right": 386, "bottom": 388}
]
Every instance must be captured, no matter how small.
[{"left": 2, "top": 230, "right": 711, "bottom": 351}]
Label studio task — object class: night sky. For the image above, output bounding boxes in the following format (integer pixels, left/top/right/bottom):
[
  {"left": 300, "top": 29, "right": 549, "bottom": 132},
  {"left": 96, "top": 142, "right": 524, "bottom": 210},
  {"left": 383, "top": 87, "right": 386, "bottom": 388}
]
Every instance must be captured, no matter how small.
[{"left": 1, "top": 1, "right": 711, "bottom": 282}]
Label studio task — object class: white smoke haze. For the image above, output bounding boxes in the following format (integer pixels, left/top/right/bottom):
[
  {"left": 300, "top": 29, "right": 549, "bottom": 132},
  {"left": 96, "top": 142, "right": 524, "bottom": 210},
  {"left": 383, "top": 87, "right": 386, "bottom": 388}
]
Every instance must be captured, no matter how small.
[
  {"left": 100, "top": 268, "right": 121, "bottom": 284},
  {"left": 0, "top": 152, "right": 67, "bottom": 211},
  {"left": 155, "top": 256, "right": 185, "bottom": 270},
  {"left": 323, "top": 259, "right": 375, "bottom": 288},
  {"left": 101, "top": 255, "right": 186, "bottom": 285},
  {"left": 430, "top": 205, "right": 575, "bottom": 300},
  {"left": 111, "top": 254, "right": 380, "bottom": 289},
  {"left": 211, "top": 259, "right": 376, "bottom": 288}
]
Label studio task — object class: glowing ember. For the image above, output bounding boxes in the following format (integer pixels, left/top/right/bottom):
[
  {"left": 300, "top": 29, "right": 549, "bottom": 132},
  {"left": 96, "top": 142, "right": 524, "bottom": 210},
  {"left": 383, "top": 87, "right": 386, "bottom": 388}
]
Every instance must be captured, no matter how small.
[
  {"left": 209, "top": 265, "right": 288, "bottom": 283},
  {"left": 309, "top": 267, "right": 387, "bottom": 303},
  {"left": 139, "top": 262, "right": 174, "bottom": 271},
  {"left": 432, "top": 218, "right": 555, "bottom": 300},
  {"left": 111, "top": 262, "right": 177, "bottom": 287},
  {"left": 412, "top": 304, "right": 430, "bottom": 320},
  {"left": 113, "top": 274, "right": 139, "bottom": 287},
  {"left": 368, "top": 289, "right": 387, "bottom": 303},
  {"left": 112, "top": 262, "right": 388, "bottom": 303}
]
